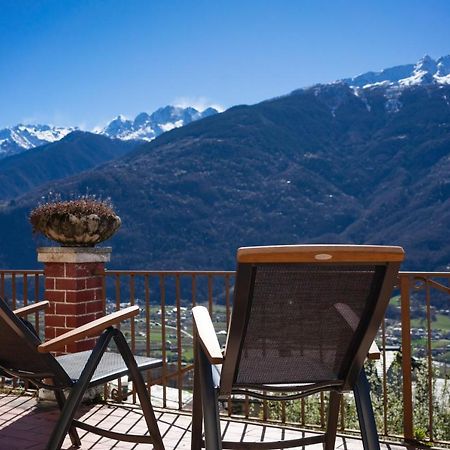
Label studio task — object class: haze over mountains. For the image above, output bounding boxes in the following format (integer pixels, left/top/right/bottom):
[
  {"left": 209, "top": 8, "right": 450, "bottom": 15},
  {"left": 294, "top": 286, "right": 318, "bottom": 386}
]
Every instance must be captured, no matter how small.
[
  {"left": 0, "top": 106, "right": 219, "bottom": 159},
  {"left": 1, "top": 55, "right": 450, "bottom": 271}
]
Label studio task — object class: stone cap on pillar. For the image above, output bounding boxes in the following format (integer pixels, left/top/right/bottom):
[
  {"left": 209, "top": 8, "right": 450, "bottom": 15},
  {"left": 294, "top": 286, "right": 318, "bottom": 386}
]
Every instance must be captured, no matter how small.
[{"left": 37, "top": 247, "right": 112, "bottom": 263}]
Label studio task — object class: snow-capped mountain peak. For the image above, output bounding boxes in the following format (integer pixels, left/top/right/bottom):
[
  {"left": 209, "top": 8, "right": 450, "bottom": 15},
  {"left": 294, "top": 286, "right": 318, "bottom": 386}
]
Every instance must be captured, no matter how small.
[
  {"left": 437, "top": 55, "right": 450, "bottom": 77},
  {"left": 344, "top": 54, "right": 450, "bottom": 89},
  {"left": 301, "top": 54, "right": 450, "bottom": 119},
  {"left": 0, "top": 124, "right": 76, "bottom": 158},
  {"left": 415, "top": 54, "right": 437, "bottom": 73},
  {"left": 102, "top": 115, "right": 133, "bottom": 137},
  {"left": 134, "top": 112, "right": 151, "bottom": 127},
  {"left": 99, "top": 105, "right": 219, "bottom": 142},
  {"left": 399, "top": 54, "right": 438, "bottom": 86}
]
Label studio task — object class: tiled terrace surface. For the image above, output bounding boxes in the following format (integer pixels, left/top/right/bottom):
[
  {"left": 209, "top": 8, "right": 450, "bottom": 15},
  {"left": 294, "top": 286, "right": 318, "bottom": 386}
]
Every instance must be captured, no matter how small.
[{"left": 0, "top": 393, "right": 408, "bottom": 450}]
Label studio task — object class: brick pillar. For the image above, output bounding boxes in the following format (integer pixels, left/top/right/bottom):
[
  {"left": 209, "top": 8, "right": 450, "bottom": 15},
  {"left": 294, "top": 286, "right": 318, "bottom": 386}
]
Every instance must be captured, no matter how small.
[{"left": 37, "top": 247, "right": 111, "bottom": 354}]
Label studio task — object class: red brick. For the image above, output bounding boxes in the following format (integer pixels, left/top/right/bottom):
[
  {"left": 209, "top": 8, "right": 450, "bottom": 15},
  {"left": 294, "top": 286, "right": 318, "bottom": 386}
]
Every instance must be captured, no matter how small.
[
  {"left": 86, "top": 277, "right": 103, "bottom": 289},
  {"left": 45, "top": 315, "right": 66, "bottom": 327},
  {"left": 45, "top": 278, "right": 55, "bottom": 290},
  {"left": 64, "top": 343, "right": 77, "bottom": 353},
  {"left": 64, "top": 315, "right": 78, "bottom": 328},
  {"left": 45, "top": 290, "right": 66, "bottom": 302},
  {"left": 65, "top": 264, "right": 89, "bottom": 278},
  {"left": 91, "top": 287, "right": 102, "bottom": 300},
  {"left": 45, "top": 327, "right": 56, "bottom": 339},
  {"left": 44, "top": 263, "right": 65, "bottom": 277},
  {"left": 55, "top": 278, "right": 87, "bottom": 291},
  {"left": 94, "top": 287, "right": 104, "bottom": 300},
  {"left": 86, "top": 300, "right": 104, "bottom": 313},
  {"left": 76, "top": 338, "right": 97, "bottom": 351},
  {"left": 46, "top": 302, "right": 56, "bottom": 314},
  {"left": 65, "top": 262, "right": 105, "bottom": 277},
  {"left": 55, "top": 302, "right": 86, "bottom": 315},
  {"left": 65, "top": 338, "right": 96, "bottom": 353},
  {"left": 65, "top": 289, "right": 97, "bottom": 302},
  {"left": 55, "top": 327, "right": 71, "bottom": 337},
  {"left": 90, "top": 263, "right": 105, "bottom": 275},
  {"left": 65, "top": 313, "right": 97, "bottom": 328}
]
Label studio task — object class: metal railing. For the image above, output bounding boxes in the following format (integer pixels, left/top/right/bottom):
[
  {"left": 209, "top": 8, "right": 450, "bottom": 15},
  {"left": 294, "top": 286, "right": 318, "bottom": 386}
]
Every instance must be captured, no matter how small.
[
  {"left": 0, "top": 270, "right": 45, "bottom": 390},
  {"left": 0, "top": 268, "right": 449, "bottom": 447},
  {"left": 0, "top": 270, "right": 45, "bottom": 336},
  {"left": 102, "top": 270, "right": 234, "bottom": 407},
  {"left": 398, "top": 272, "right": 450, "bottom": 447}
]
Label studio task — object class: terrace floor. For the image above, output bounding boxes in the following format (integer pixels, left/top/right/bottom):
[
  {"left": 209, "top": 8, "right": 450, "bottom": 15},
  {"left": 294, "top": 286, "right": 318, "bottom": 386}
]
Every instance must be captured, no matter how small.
[{"left": 0, "top": 392, "right": 408, "bottom": 450}]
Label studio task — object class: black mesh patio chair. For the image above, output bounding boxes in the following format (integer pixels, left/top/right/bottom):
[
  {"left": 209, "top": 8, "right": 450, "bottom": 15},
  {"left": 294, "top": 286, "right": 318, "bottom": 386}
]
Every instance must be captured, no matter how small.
[
  {"left": 0, "top": 297, "right": 165, "bottom": 450},
  {"left": 191, "top": 244, "right": 404, "bottom": 450}
]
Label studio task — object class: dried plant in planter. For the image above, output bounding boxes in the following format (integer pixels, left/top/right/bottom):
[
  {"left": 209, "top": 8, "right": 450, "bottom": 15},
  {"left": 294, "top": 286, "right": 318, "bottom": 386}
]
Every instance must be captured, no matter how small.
[{"left": 30, "top": 198, "right": 121, "bottom": 247}]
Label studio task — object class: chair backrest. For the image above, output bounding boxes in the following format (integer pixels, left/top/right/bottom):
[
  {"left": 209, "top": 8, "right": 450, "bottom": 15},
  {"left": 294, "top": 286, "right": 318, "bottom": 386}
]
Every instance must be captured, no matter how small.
[
  {"left": 220, "top": 245, "right": 404, "bottom": 395},
  {"left": 0, "top": 297, "right": 71, "bottom": 386}
]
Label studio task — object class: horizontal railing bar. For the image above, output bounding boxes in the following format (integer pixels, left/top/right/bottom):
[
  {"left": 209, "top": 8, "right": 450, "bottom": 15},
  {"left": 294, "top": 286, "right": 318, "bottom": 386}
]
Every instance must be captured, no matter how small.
[
  {"left": 1, "top": 269, "right": 450, "bottom": 274},
  {"left": 1, "top": 269, "right": 450, "bottom": 277},
  {"left": 105, "top": 269, "right": 234, "bottom": 276},
  {"left": 399, "top": 271, "right": 450, "bottom": 277},
  {"left": 0, "top": 270, "right": 43, "bottom": 275}
]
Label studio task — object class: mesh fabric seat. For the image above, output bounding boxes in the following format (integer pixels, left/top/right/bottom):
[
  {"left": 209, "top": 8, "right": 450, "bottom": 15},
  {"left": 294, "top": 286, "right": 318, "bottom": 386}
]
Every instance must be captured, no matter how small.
[
  {"left": 0, "top": 296, "right": 165, "bottom": 450},
  {"left": 191, "top": 245, "right": 404, "bottom": 450},
  {"left": 57, "top": 350, "right": 160, "bottom": 386}
]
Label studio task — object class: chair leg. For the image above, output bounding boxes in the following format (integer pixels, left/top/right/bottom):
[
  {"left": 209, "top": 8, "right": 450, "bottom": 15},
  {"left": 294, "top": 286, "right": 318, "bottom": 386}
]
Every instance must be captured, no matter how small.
[
  {"left": 324, "top": 390, "right": 341, "bottom": 450},
  {"left": 191, "top": 342, "right": 204, "bottom": 450},
  {"left": 54, "top": 389, "right": 81, "bottom": 447},
  {"left": 199, "top": 347, "right": 222, "bottom": 450},
  {"left": 113, "top": 330, "right": 165, "bottom": 450},
  {"left": 47, "top": 330, "right": 113, "bottom": 450},
  {"left": 353, "top": 369, "right": 380, "bottom": 450}
]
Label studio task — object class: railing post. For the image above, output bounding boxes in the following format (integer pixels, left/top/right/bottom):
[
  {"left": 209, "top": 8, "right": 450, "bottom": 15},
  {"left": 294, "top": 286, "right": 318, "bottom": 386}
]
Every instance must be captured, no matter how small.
[{"left": 400, "top": 274, "right": 414, "bottom": 441}]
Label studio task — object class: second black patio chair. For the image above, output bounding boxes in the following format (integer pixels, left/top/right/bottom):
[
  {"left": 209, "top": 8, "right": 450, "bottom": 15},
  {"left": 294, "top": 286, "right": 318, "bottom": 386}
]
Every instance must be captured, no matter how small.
[
  {"left": 0, "top": 296, "right": 165, "bottom": 450},
  {"left": 191, "top": 244, "right": 404, "bottom": 450}
]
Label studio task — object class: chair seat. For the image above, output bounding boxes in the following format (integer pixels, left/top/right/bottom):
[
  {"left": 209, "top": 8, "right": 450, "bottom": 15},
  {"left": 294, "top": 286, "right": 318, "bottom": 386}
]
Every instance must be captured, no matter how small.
[{"left": 57, "top": 351, "right": 162, "bottom": 387}]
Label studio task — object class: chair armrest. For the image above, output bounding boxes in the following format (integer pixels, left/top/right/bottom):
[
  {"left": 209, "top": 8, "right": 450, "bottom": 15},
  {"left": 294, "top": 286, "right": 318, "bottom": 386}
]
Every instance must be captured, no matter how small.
[
  {"left": 38, "top": 305, "right": 139, "bottom": 353},
  {"left": 192, "top": 306, "right": 224, "bottom": 364},
  {"left": 367, "top": 341, "right": 381, "bottom": 360},
  {"left": 14, "top": 301, "right": 49, "bottom": 317}
]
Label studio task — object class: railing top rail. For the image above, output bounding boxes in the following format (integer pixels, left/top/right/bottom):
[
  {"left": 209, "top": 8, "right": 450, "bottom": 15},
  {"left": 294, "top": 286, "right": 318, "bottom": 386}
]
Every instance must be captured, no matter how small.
[
  {"left": 0, "top": 270, "right": 43, "bottom": 275},
  {"left": 2, "top": 268, "right": 450, "bottom": 278},
  {"left": 104, "top": 269, "right": 235, "bottom": 276},
  {"left": 104, "top": 270, "right": 450, "bottom": 278},
  {"left": 399, "top": 271, "right": 450, "bottom": 277},
  {"left": 105, "top": 270, "right": 450, "bottom": 275}
]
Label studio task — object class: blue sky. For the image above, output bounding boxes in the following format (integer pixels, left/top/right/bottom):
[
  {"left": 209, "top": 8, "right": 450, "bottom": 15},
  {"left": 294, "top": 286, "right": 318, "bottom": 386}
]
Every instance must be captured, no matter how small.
[{"left": 1, "top": 0, "right": 450, "bottom": 129}]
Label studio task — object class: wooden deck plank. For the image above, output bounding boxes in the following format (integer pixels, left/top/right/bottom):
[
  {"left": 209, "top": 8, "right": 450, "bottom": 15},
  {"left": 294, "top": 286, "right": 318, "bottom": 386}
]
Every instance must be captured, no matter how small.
[{"left": 0, "top": 393, "right": 407, "bottom": 449}]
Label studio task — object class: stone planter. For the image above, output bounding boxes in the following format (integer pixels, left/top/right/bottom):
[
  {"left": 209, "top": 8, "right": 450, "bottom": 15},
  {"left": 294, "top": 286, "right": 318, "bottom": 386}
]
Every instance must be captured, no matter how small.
[{"left": 30, "top": 199, "right": 121, "bottom": 247}]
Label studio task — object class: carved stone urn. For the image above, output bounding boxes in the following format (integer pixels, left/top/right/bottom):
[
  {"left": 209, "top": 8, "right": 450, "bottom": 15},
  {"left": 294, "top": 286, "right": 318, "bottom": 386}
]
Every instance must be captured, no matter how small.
[{"left": 30, "top": 199, "right": 121, "bottom": 247}]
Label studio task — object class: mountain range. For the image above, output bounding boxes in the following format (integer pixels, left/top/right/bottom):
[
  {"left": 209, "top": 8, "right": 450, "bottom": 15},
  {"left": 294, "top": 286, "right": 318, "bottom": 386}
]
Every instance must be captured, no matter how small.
[
  {"left": 2, "top": 54, "right": 447, "bottom": 159},
  {"left": 0, "top": 124, "right": 75, "bottom": 158},
  {"left": 0, "top": 54, "right": 450, "bottom": 272},
  {"left": 342, "top": 54, "right": 450, "bottom": 88},
  {"left": 0, "top": 105, "right": 219, "bottom": 159}
]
